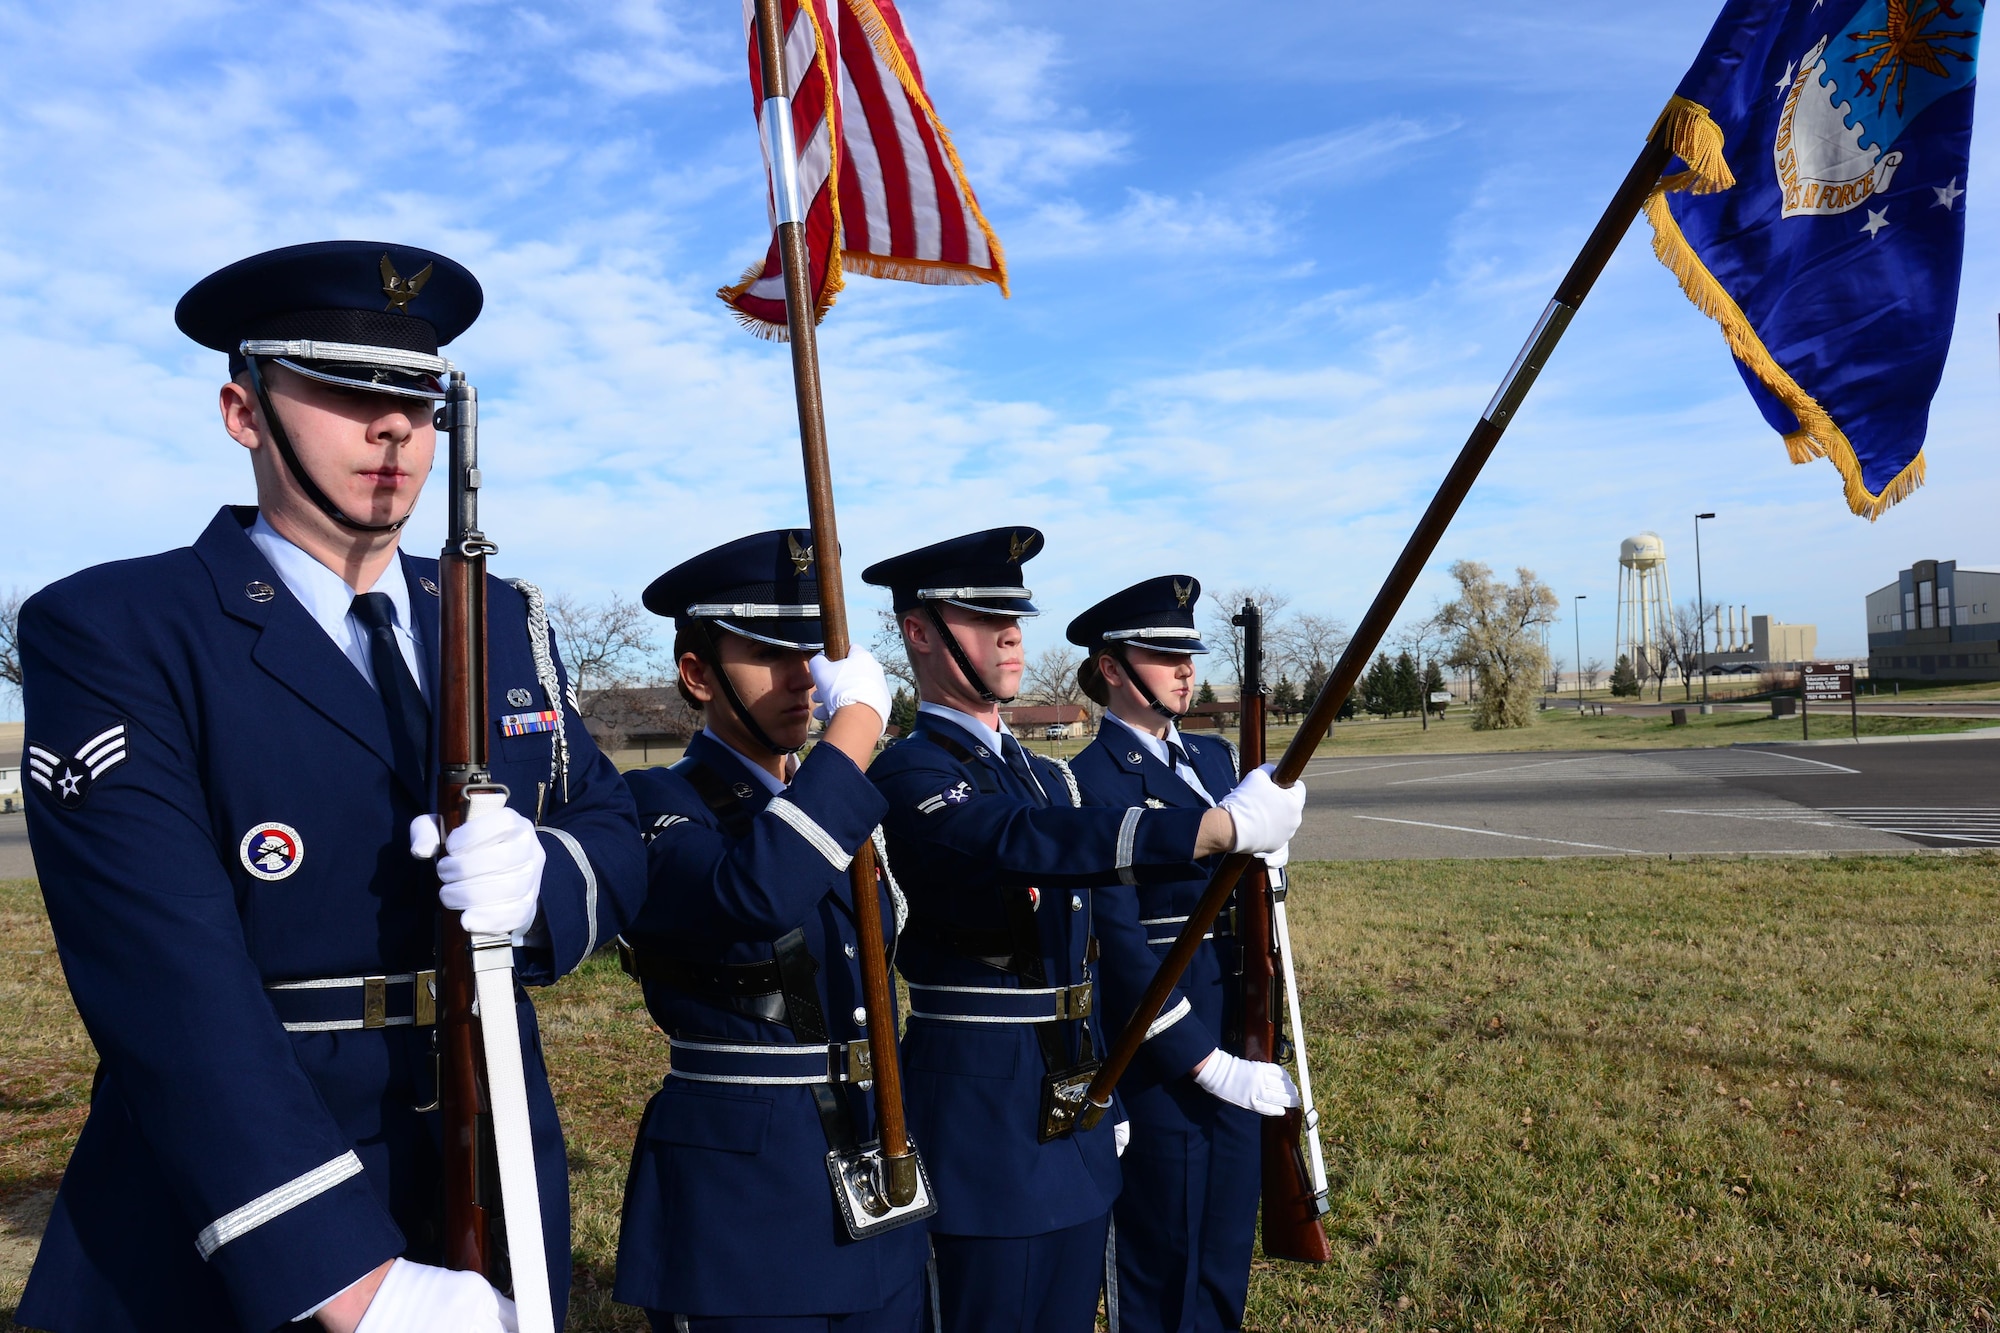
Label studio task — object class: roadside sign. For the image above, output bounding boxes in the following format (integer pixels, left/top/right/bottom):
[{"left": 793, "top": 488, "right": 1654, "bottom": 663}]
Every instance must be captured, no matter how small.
[
  {"left": 1803, "top": 662, "right": 1855, "bottom": 702},
  {"left": 1429, "top": 691, "right": 1452, "bottom": 704}
]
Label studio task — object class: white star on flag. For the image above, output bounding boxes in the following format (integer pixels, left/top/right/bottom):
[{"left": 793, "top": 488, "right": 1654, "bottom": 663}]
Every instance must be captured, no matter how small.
[
  {"left": 1933, "top": 177, "right": 1964, "bottom": 210},
  {"left": 1861, "top": 208, "right": 1890, "bottom": 238},
  {"left": 1775, "top": 61, "right": 1794, "bottom": 94}
]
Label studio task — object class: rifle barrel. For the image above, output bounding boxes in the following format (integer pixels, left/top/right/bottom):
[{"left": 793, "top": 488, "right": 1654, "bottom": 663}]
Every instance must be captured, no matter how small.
[{"left": 1078, "top": 126, "right": 1678, "bottom": 1123}]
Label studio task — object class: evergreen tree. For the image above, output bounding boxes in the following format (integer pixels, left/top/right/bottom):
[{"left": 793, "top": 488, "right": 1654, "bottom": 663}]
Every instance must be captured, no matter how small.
[
  {"left": 1272, "top": 674, "right": 1300, "bottom": 721},
  {"left": 1195, "top": 679, "right": 1216, "bottom": 705},
  {"left": 1302, "top": 658, "right": 1329, "bottom": 710},
  {"left": 1423, "top": 658, "right": 1446, "bottom": 702},
  {"left": 888, "top": 686, "right": 917, "bottom": 737},
  {"left": 1392, "top": 651, "right": 1421, "bottom": 717},
  {"left": 1360, "top": 654, "right": 1393, "bottom": 715},
  {"left": 1610, "top": 654, "right": 1640, "bottom": 698}
]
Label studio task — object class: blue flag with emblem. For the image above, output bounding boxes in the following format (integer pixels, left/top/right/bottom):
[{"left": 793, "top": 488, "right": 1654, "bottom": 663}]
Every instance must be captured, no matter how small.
[{"left": 1646, "top": 0, "right": 1983, "bottom": 519}]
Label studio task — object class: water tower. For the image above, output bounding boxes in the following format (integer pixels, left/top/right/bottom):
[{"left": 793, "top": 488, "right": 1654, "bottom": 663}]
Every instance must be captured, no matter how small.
[{"left": 1617, "top": 532, "right": 1673, "bottom": 678}]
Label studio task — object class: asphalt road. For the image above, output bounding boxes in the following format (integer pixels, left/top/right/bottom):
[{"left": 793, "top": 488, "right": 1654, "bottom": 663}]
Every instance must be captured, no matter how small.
[
  {"left": 1293, "top": 734, "right": 2000, "bottom": 860},
  {"left": 1, "top": 735, "right": 1994, "bottom": 877}
]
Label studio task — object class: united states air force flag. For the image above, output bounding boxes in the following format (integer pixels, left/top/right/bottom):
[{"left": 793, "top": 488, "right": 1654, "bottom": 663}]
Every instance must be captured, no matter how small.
[{"left": 1647, "top": 0, "right": 1983, "bottom": 519}]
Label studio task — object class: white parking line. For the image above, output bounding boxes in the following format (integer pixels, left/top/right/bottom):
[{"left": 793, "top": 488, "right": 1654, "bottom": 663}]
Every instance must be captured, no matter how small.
[
  {"left": 1389, "top": 756, "right": 1602, "bottom": 785},
  {"left": 1352, "top": 814, "right": 1649, "bottom": 854}
]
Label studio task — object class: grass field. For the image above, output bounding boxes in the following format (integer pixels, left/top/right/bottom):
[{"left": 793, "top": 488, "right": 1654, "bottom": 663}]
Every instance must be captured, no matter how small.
[
  {"left": 9, "top": 854, "right": 2000, "bottom": 1329},
  {"left": 1024, "top": 707, "right": 1998, "bottom": 762}
]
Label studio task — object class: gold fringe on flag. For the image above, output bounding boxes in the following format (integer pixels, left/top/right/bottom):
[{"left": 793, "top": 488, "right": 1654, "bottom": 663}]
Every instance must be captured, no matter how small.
[
  {"left": 1641, "top": 97, "right": 1921, "bottom": 520},
  {"left": 718, "top": 0, "right": 849, "bottom": 339},
  {"left": 840, "top": 0, "right": 1009, "bottom": 295}
]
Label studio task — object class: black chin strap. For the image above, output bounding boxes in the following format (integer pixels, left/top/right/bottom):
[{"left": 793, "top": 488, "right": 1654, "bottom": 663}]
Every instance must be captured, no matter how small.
[
  {"left": 691, "top": 622, "right": 795, "bottom": 758},
  {"left": 1112, "top": 644, "right": 1186, "bottom": 723},
  {"left": 246, "top": 356, "right": 408, "bottom": 535},
  {"left": 923, "top": 602, "right": 1015, "bottom": 705}
]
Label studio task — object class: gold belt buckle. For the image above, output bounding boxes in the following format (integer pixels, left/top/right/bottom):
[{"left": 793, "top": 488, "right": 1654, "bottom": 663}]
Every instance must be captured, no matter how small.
[
  {"left": 1056, "top": 983, "right": 1093, "bottom": 1020},
  {"left": 842, "top": 1039, "right": 874, "bottom": 1083},
  {"left": 414, "top": 970, "right": 437, "bottom": 1027},
  {"left": 362, "top": 976, "right": 387, "bottom": 1029}
]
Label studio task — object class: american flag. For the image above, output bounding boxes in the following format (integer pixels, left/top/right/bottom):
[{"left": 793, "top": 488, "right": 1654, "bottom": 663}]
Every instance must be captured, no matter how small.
[{"left": 723, "top": 0, "right": 1007, "bottom": 336}]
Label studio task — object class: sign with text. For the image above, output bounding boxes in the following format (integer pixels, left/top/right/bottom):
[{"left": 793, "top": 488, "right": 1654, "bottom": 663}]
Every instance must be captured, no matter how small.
[{"left": 1803, "top": 662, "right": 1855, "bottom": 703}]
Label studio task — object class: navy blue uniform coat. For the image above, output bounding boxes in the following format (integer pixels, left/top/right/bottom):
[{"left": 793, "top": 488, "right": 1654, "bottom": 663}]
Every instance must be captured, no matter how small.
[
  {"left": 614, "top": 732, "right": 928, "bottom": 1319},
  {"left": 869, "top": 714, "right": 1209, "bottom": 1239},
  {"left": 1069, "top": 725, "right": 1260, "bottom": 1333},
  {"left": 16, "top": 507, "right": 645, "bottom": 1333}
]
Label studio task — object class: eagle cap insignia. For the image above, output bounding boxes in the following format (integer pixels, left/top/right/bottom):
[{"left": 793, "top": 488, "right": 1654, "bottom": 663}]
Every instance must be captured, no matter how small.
[
  {"left": 787, "top": 532, "right": 814, "bottom": 575},
  {"left": 1173, "top": 578, "right": 1192, "bottom": 608},
  {"left": 1008, "top": 531, "right": 1034, "bottom": 563},
  {"left": 380, "top": 254, "right": 433, "bottom": 314}
]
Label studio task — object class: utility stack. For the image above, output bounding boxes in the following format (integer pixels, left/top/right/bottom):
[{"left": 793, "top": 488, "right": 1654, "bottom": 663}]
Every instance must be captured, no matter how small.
[{"left": 1617, "top": 532, "right": 1674, "bottom": 682}]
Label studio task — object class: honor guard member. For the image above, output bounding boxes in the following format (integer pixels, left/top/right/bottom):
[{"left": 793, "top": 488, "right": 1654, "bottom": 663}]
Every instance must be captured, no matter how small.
[
  {"left": 613, "top": 531, "right": 928, "bottom": 1332},
  {"left": 1065, "top": 577, "right": 1301, "bottom": 1333},
  {"left": 14, "top": 241, "right": 645, "bottom": 1333},
  {"left": 861, "top": 530, "right": 1306, "bottom": 1333}
]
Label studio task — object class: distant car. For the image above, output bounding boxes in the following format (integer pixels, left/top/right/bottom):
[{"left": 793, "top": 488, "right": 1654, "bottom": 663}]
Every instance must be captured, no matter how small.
[{"left": 1044, "top": 724, "right": 1066, "bottom": 740}]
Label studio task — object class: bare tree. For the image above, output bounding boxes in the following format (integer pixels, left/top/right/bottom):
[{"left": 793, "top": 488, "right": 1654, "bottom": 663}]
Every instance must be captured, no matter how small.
[
  {"left": 1667, "top": 600, "right": 1707, "bottom": 700},
  {"left": 1275, "top": 611, "right": 1348, "bottom": 687},
  {"left": 1438, "top": 561, "right": 1557, "bottom": 730},
  {"left": 1205, "top": 586, "right": 1292, "bottom": 687},
  {"left": 1022, "top": 646, "right": 1085, "bottom": 708},
  {"left": 548, "top": 592, "right": 663, "bottom": 731},
  {"left": 1392, "top": 610, "right": 1449, "bottom": 729},
  {"left": 1583, "top": 658, "right": 1606, "bottom": 691},
  {"left": 0, "top": 587, "right": 23, "bottom": 694},
  {"left": 1547, "top": 655, "right": 1567, "bottom": 696},
  {"left": 868, "top": 606, "right": 916, "bottom": 690}
]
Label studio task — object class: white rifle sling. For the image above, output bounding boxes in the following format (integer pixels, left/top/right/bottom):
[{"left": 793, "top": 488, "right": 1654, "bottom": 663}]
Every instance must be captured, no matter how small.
[
  {"left": 463, "top": 791, "right": 556, "bottom": 1333},
  {"left": 1271, "top": 871, "right": 1329, "bottom": 1202}
]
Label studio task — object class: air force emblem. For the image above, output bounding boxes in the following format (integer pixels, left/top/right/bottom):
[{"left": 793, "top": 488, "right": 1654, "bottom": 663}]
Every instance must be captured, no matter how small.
[
  {"left": 380, "top": 254, "right": 433, "bottom": 314},
  {"left": 788, "top": 533, "right": 815, "bottom": 575},
  {"left": 239, "top": 822, "right": 305, "bottom": 881},
  {"left": 1008, "top": 531, "right": 1035, "bottom": 563},
  {"left": 1173, "top": 578, "right": 1193, "bottom": 608},
  {"left": 916, "top": 781, "right": 974, "bottom": 815},
  {"left": 26, "top": 724, "right": 128, "bottom": 811}
]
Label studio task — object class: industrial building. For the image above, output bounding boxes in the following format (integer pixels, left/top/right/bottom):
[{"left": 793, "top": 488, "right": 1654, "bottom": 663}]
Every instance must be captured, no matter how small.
[{"left": 1866, "top": 558, "right": 2000, "bottom": 681}]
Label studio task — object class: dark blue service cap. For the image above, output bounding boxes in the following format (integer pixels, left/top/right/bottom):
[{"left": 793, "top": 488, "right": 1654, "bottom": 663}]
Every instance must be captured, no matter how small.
[
  {"left": 1066, "top": 575, "right": 1207, "bottom": 655},
  {"left": 642, "top": 529, "right": 826, "bottom": 652},
  {"left": 174, "top": 240, "right": 483, "bottom": 401},
  {"left": 860, "top": 527, "right": 1043, "bottom": 616}
]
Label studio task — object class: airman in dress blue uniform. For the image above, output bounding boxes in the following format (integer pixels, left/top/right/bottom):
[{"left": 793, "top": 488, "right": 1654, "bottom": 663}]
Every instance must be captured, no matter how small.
[
  {"left": 14, "top": 241, "right": 645, "bottom": 1333},
  {"left": 860, "top": 532, "right": 1306, "bottom": 1333},
  {"left": 612, "top": 530, "right": 930, "bottom": 1332},
  {"left": 1064, "top": 577, "right": 1301, "bottom": 1333}
]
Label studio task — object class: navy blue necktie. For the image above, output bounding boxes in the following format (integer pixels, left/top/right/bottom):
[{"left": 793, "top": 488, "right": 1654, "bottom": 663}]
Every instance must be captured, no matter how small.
[
  {"left": 1166, "top": 739, "right": 1190, "bottom": 772},
  {"left": 351, "top": 592, "right": 430, "bottom": 797},
  {"left": 999, "top": 733, "right": 1047, "bottom": 806}
]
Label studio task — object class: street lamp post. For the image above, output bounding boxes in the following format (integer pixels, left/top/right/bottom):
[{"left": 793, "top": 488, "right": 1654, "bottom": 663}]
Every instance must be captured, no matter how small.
[
  {"left": 1694, "top": 512, "right": 1716, "bottom": 705},
  {"left": 1574, "top": 594, "right": 1587, "bottom": 713}
]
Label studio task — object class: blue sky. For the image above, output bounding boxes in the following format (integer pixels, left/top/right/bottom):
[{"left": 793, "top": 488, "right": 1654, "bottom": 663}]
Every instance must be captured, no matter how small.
[{"left": 0, "top": 0, "right": 1992, "bottom": 672}]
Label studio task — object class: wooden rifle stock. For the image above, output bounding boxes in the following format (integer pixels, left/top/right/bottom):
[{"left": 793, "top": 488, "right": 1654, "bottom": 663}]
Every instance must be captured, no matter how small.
[
  {"left": 1231, "top": 602, "right": 1332, "bottom": 1263},
  {"left": 1078, "top": 119, "right": 1678, "bottom": 1127},
  {"left": 438, "top": 371, "right": 503, "bottom": 1278}
]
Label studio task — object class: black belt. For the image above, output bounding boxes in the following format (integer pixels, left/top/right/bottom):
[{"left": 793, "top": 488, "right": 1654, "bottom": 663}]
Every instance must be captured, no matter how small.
[{"left": 619, "top": 939, "right": 788, "bottom": 1025}]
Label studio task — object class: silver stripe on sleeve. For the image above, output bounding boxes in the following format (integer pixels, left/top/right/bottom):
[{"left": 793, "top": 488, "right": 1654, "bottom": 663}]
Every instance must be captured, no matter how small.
[
  {"left": 767, "top": 798, "right": 854, "bottom": 872},
  {"left": 1144, "top": 997, "right": 1193, "bottom": 1041},
  {"left": 1115, "top": 808, "right": 1142, "bottom": 886},
  {"left": 540, "top": 827, "right": 599, "bottom": 956},
  {"left": 195, "top": 1151, "right": 364, "bottom": 1259}
]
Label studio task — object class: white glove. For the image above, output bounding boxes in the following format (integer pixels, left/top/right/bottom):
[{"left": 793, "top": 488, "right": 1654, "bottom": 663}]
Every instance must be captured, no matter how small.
[
  {"left": 1218, "top": 763, "right": 1306, "bottom": 856},
  {"left": 1259, "top": 843, "right": 1291, "bottom": 872},
  {"left": 1114, "top": 1120, "right": 1131, "bottom": 1157},
  {"left": 1193, "top": 1049, "right": 1300, "bottom": 1117},
  {"left": 413, "top": 801, "right": 545, "bottom": 936},
  {"left": 809, "top": 647, "right": 893, "bottom": 734},
  {"left": 353, "top": 1259, "right": 518, "bottom": 1333}
]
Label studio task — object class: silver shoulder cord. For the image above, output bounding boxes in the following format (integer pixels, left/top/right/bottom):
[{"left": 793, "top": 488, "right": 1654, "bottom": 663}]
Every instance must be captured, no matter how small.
[
  {"left": 507, "top": 579, "right": 571, "bottom": 803},
  {"left": 1270, "top": 866, "right": 1330, "bottom": 1209},
  {"left": 1048, "top": 755, "right": 1083, "bottom": 808},
  {"left": 870, "top": 827, "right": 907, "bottom": 940}
]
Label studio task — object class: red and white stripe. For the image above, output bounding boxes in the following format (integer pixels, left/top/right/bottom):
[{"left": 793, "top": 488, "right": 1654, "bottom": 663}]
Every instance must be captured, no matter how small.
[{"left": 722, "top": 0, "right": 1006, "bottom": 337}]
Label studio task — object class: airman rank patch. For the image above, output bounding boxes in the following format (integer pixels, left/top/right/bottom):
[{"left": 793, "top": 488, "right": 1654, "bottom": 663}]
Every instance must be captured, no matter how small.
[
  {"left": 499, "top": 710, "right": 561, "bottom": 737},
  {"left": 240, "top": 822, "right": 304, "bottom": 881},
  {"left": 645, "top": 813, "right": 689, "bottom": 844},
  {"left": 917, "top": 781, "right": 973, "bottom": 815},
  {"left": 26, "top": 723, "right": 128, "bottom": 810}
]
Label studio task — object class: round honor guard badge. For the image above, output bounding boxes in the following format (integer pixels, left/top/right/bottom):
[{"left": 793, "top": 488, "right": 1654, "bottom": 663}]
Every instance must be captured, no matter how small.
[
  {"left": 506, "top": 688, "right": 533, "bottom": 708},
  {"left": 245, "top": 580, "right": 276, "bottom": 603},
  {"left": 239, "top": 822, "right": 305, "bottom": 881}
]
